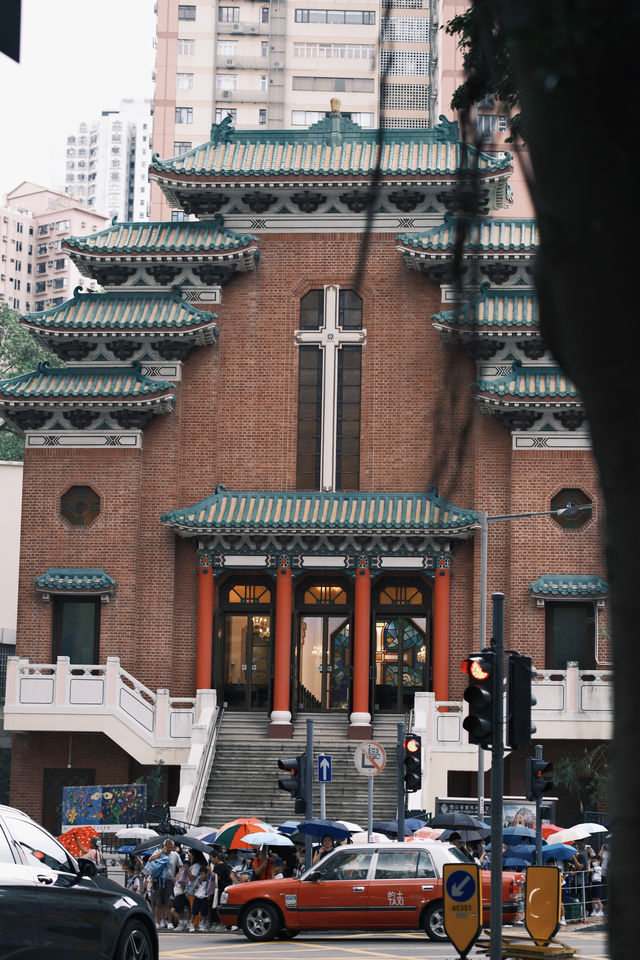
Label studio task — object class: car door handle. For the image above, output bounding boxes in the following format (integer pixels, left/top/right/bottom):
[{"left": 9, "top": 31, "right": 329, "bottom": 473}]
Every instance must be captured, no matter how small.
[
  {"left": 422, "top": 885, "right": 435, "bottom": 890},
  {"left": 37, "top": 874, "right": 54, "bottom": 884},
  {"left": 352, "top": 886, "right": 365, "bottom": 892}
]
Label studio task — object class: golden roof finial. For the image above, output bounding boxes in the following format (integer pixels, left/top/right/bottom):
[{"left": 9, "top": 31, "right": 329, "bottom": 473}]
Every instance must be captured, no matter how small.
[{"left": 330, "top": 98, "right": 341, "bottom": 114}]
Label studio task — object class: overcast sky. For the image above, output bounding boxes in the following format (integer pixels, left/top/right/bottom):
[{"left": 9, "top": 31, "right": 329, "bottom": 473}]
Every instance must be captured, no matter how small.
[{"left": 0, "top": 0, "right": 156, "bottom": 197}]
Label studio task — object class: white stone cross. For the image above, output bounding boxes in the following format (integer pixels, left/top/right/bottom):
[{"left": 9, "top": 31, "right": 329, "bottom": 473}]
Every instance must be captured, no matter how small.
[{"left": 294, "top": 284, "right": 366, "bottom": 491}]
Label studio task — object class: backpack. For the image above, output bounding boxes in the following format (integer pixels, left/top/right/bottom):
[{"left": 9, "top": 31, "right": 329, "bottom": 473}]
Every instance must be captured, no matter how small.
[{"left": 143, "top": 853, "right": 170, "bottom": 885}]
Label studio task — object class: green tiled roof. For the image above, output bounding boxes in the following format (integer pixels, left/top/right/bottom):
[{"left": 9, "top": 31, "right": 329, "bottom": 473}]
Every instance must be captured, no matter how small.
[
  {"left": 34, "top": 568, "right": 116, "bottom": 594},
  {"left": 20, "top": 288, "right": 219, "bottom": 338},
  {"left": 150, "top": 115, "right": 512, "bottom": 179},
  {"left": 432, "top": 285, "right": 538, "bottom": 329},
  {"left": 398, "top": 214, "right": 537, "bottom": 252},
  {"left": 161, "top": 489, "right": 479, "bottom": 536},
  {"left": 0, "top": 362, "right": 175, "bottom": 402},
  {"left": 473, "top": 362, "right": 579, "bottom": 399},
  {"left": 529, "top": 575, "right": 608, "bottom": 598},
  {"left": 63, "top": 219, "right": 256, "bottom": 254}
]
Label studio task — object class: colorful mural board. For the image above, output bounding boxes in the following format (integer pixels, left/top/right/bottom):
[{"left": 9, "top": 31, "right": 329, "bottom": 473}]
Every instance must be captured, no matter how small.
[{"left": 62, "top": 783, "right": 147, "bottom": 831}]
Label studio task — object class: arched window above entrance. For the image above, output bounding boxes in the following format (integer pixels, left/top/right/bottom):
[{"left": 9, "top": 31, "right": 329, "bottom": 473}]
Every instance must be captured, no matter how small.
[
  {"left": 225, "top": 582, "right": 272, "bottom": 605},
  {"left": 302, "top": 582, "right": 349, "bottom": 606},
  {"left": 377, "top": 583, "right": 424, "bottom": 606}
]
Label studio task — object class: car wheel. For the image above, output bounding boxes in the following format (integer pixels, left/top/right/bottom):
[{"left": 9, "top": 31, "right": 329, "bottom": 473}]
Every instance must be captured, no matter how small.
[
  {"left": 115, "top": 920, "right": 154, "bottom": 960},
  {"left": 423, "top": 902, "right": 448, "bottom": 942},
  {"left": 277, "top": 929, "right": 300, "bottom": 939},
  {"left": 241, "top": 902, "right": 281, "bottom": 942}
]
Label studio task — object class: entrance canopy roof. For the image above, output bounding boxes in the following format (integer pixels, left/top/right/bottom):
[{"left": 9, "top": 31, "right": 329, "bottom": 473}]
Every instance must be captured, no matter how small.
[{"left": 161, "top": 488, "right": 478, "bottom": 557}]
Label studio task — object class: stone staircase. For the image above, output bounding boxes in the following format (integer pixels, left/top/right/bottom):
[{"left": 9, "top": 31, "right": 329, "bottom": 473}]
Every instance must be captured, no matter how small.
[{"left": 199, "top": 712, "right": 407, "bottom": 829}]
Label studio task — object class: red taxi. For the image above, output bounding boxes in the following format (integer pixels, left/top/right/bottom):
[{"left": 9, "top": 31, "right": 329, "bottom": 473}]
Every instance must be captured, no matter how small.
[{"left": 218, "top": 841, "right": 524, "bottom": 941}]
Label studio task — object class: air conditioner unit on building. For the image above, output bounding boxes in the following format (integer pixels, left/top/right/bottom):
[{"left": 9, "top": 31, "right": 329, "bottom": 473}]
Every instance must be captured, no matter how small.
[
  {"left": 232, "top": 22, "right": 241, "bottom": 31},
  {"left": 248, "top": 24, "right": 259, "bottom": 33},
  {"left": 222, "top": 90, "right": 232, "bottom": 97}
]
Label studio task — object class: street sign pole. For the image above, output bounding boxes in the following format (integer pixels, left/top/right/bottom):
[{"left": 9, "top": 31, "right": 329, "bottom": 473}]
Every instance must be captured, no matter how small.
[
  {"left": 397, "top": 721, "right": 405, "bottom": 841},
  {"left": 535, "top": 743, "right": 543, "bottom": 865},
  {"left": 305, "top": 718, "right": 313, "bottom": 870},
  {"left": 490, "top": 593, "right": 505, "bottom": 960}
]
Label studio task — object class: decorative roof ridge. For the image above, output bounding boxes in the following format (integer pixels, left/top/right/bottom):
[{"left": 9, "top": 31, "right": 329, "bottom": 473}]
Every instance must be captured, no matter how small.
[
  {"left": 0, "top": 360, "right": 174, "bottom": 395},
  {"left": 472, "top": 360, "right": 580, "bottom": 398},
  {"left": 397, "top": 213, "right": 538, "bottom": 249},
  {"left": 34, "top": 568, "right": 116, "bottom": 593},
  {"left": 21, "top": 285, "right": 219, "bottom": 327},
  {"left": 431, "top": 283, "right": 538, "bottom": 327},
  {"left": 529, "top": 574, "right": 608, "bottom": 597},
  {"left": 63, "top": 215, "right": 257, "bottom": 252}
]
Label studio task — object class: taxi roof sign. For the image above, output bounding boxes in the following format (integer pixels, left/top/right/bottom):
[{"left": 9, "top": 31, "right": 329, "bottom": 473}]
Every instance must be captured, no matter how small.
[
  {"left": 443, "top": 862, "right": 482, "bottom": 957},
  {"left": 525, "top": 865, "right": 561, "bottom": 945}
]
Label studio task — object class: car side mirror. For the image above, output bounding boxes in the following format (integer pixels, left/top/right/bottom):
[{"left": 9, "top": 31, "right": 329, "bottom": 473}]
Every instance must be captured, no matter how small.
[
  {"left": 77, "top": 857, "right": 97, "bottom": 878},
  {"left": 304, "top": 870, "right": 320, "bottom": 882}
]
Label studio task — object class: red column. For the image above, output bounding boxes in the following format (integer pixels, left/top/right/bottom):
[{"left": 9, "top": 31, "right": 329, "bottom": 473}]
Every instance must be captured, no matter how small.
[
  {"left": 349, "top": 562, "right": 372, "bottom": 738},
  {"left": 196, "top": 558, "right": 214, "bottom": 692},
  {"left": 432, "top": 561, "right": 451, "bottom": 702},
  {"left": 269, "top": 563, "right": 293, "bottom": 738}
]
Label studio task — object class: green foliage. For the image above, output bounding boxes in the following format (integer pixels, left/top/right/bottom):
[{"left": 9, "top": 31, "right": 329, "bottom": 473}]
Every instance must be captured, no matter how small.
[
  {"left": 133, "top": 760, "right": 165, "bottom": 807},
  {"left": 445, "top": 0, "right": 522, "bottom": 141},
  {"left": 0, "top": 302, "right": 58, "bottom": 461},
  {"left": 554, "top": 745, "right": 609, "bottom": 814}
]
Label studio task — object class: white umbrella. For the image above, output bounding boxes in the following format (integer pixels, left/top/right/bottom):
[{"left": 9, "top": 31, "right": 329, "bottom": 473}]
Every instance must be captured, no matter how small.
[
  {"left": 571, "top": 822, "right": 608, "bottom": 834},
  {"left": 243, "top": 831, "right": 294, "bottom": 847},
  {"left": 115, "top": 827, "right": 159, "bottom": 841},
  {"left": 350, "top": 831, "right": 392, "bottom": 844},
  {"left": 337, "top": 820, "right": 365, "bottom": 834},
  {"left": 547, "top": 826, "right": 591, "bottom": 844}
]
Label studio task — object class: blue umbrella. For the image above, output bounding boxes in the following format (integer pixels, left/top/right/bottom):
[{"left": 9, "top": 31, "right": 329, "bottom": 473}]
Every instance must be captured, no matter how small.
[
  {"left": 373, "top": 819, "right": 423, "bottom": 835},
  {"left": 117, "top": 844, "right": 137, "bottom": 854},
  {"left": 296, "top": 818, "right": 351, "bottom": 840},
  {"left": 278, "top": 820, "right": 301, "bottom": 835},
  {"left": 542, "top": 843, "right": 577, "bottom": 862},
  {"left": 503, "top": 826, "right": 536, "bottom": 845},
  {"left": 506, "top": 843, "right": 536, "bottom": 860},
  {"left": 504, "top": 857, "right": 530, "bottom": 869}
]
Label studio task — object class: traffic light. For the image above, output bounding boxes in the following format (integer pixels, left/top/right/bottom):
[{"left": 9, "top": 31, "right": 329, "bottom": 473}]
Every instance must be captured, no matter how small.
[
  {"left": 526, "top": 757, "right": 554, "bottom": 801},
  {"left": 403, "top": 734, "right": 422, "bottom": 792},
  {"left": 507, "top": 653, "right": 537, "bottom": 748},
  {"left": 462, "top": 651, "right": 495, "bottom": 748},
  {"left": 278, "top": 754, "right": 307, "bottom": 814}
]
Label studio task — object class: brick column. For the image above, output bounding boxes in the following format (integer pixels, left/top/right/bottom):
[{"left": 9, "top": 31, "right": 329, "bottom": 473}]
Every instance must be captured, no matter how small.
[
  {"left": 269, "top": 561, "right": 294, "bottom": 738},
  {"left": 432, "top": 557, "right": 451, "bottom": 702},
  {"left": 195, "top": 555, "right": 214, "bottom": 692},
  {"left": 349, "top": 560, "right": 373, "bottom": 739}
]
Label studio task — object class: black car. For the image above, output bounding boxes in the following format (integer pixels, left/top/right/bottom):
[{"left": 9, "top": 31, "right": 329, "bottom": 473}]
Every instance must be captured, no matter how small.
[{"left": 0, "top": 803, "right": 158, "bottom": 959}]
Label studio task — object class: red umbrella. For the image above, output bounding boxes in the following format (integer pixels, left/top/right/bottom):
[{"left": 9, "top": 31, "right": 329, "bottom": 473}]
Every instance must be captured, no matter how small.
[
  {"left": 542, "top": 823, "right": 564, "bottom": 840},
  {"left": 58, "top": 825, "right": 99, "bottom": 857},
  {"left": 215, "top": 818, "right": 271, "bottom": 851}
]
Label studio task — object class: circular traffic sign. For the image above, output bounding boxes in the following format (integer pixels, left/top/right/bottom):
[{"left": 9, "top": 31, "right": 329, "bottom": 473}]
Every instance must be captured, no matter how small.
[
  {"left": 353, "top": 740, "right": 386, "bottom": 777},
  {"left": 445, "top": 869, "right": 477, "bottom": 902}
]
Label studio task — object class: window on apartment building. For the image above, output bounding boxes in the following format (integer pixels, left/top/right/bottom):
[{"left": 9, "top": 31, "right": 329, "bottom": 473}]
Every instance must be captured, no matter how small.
[
  {"left": 260, "top": 75, "right": 268, "bottom": 90},
  {"left": 171, "top": 210, "right": 189, "bottom": 222},
  {"left": 52, "top": 598, "right": 100, "bottom": 664},
  {"left": 37, "top": 225, "right": 48, "bottom": 236},
  {"left": 36, "top": 262, "right": 47, "bottom": 274},
  {"left": 261, "top": 5, "right": 269, "bottom": 21},
  {"left": 52, "top": 278, "right": 67, "bottom": 290},
  {"left": 35, "top": 300, "right": 45, "bottom": 310},
  {"left": 546, "top": 602, "right": 595, "bottom": 670},
  {"left": 259, "top": 108, "right": 267, "bottom": 124},
  {"left": 477, "top": 114, "right": 508, "bottom": 134},
  {"left": 56, "top": 220, "right": 70, "bottom": 232},
  {"left": 174, "top": 141, "right": 193, "bottom": 156},
  {"left": 178, "top": 4, "right": 196, "bottom": 20},
  {"left": 218, "top": 40, "right": 238, "bottom": 56},
  {"left": 292, "top": 76, "right": 374, "bottom": 92},
  {"left": 261, "top": 40, "right": 268, "bottom": 56},
  {"left": 177, "top": 72, "right": 194, "bottom": 89},
  {"left": 37, "top": 243, "right": 48, "bottom": 255},
  {"left": 178, "top": 38, "right": 195, "bottom": 55},
  {"left": 175, "top": 107, "right": 194, "bottom": 123},
  {"left": 215, "top": 108, "right": 237, "bottom": 123},
  {"left": 295, "top": 9, "right": 376, "bottom": 24},
  {"left": 218, "top": 6, "right": 240, "bottom": 22},
  {"left": 54, "top": 258, "right": 66, "bottom": 270},
  {"left": 33, "top": 282, "right": 45, "bottom": 296},
  {"left": 293, "top": 42, "right": 375, "bottom": 59},
  {"left": 216, "top": 74, "right": 237, "bottom": 90}
]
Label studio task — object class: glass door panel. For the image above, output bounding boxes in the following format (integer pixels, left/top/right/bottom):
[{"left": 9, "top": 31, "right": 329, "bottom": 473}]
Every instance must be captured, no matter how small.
[
  {"left": 299, "top": 616, "right": 323, "bottom": 710},
  {"left": 223, "top": 614, "right": 271, "bottom": 709},
  {"left": 375, "top": 617, "right": 428, "bottom": 711},
  {"left": 299, "top": 615, "right": 351, "bottom": 711},
  {"left": 328, "top": 618, "right": 350, "bottom": 710}
]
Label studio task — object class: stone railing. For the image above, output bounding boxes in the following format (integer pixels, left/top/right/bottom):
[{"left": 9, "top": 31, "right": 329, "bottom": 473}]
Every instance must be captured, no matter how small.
[{"left": 3, "top": 656, "right": 217, "bottom": 766}]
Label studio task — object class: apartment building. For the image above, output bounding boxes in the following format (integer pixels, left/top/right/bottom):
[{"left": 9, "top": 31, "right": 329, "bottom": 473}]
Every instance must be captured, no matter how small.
[
  {"left": 1, "top": 184, "right": 109, "bottom": 314},
  {"left": 60, "top": 99, "right": 154, "bottom": 222},
  {"left": 152, "top": 0, "right": 439, "bottom": 217}
]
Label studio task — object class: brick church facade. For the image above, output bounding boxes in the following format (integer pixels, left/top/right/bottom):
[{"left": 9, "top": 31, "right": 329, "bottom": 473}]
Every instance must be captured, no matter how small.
[{"left": 1, "top": 109, "right": 609, "bottom": 827}]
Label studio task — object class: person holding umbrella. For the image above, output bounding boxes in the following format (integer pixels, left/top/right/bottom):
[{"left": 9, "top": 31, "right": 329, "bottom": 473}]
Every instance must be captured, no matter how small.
[{"left": 313, "top": 835, "right": 335, "bottom": 864}]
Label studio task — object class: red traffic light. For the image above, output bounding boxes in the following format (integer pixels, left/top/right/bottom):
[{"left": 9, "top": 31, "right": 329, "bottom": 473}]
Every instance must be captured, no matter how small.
[
  {"left": 404, "top": 736, "right": 420, "bottom": 754},
  {"left": 462, "top": 656, "right": 492, "bottom": 681}
]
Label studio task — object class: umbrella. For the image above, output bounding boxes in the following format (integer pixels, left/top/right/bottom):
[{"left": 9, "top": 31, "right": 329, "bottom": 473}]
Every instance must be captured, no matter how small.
[
  {"left": 503, "top": 826, "right": 536, "bottom": 844},
  {"left": 413, "top": 827, "right": 445, "bottom": 840},
  {"left": 131, "top": 834, "right": 216, "bottom": 855},
  {"left": 243, "top": 831, "right": 294, "bottom": 847},
  {"left": 278, "top": 820, "right": 301, "bottom": 835},
  {"left": 505, "top": 843, "right": 536, "bottom": 860},
  {"left": 427, "top": 812, "right": 490, "bottom": 831},
  {"left": 116, "top": 844, "right": 137, "bottom": 855},
  {"left": 115, "top": 826, "right": 159, "bottom": 841},
  {"left": 504, "top": 857, "right": 530, "bottom": 869},
  {"left": 546, "top": 826, "right": 589, "bottom": 844},
  {"left": 337, "top": 820, "right": 366, "bottom": 834},
  {"left": 571, "top": 822, "right": 608, "bottom": 834},
  {"left": 440, "top": 828, "right": 488, "bottom": 843},
  {"left": 216, "top": 818, "right": 272, "bottom": 850},
  {"left": 296, "top": 819, "right": 351, "bottom": 840},
  {"left": 184, "top": 828, "right": 218, "bottom": 843},
  {"left": 541, "top": 843, "right": 578, "bottom": 863},
  {"left": 58, "top": 825, "right": 99, "bottom": 858},
  {"left": 542, "top": 823, "right": 564, "bottom": 840},
  {"left": 350, "top": 831, "right": 392, "bottom": 844}
]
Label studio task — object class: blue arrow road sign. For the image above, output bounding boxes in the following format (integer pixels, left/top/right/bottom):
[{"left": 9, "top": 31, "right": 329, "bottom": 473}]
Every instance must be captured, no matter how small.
[
  {"left": 318, "top": 754, "right": 332, "bottom": 782},
  {"left": 446, "top": 869, "right": 477, "bottom": 902}
]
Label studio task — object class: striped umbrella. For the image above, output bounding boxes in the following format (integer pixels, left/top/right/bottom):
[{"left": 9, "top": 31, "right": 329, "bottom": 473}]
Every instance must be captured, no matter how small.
[{"left": 215, "top": 818, "right": 272, "bottom": 850}]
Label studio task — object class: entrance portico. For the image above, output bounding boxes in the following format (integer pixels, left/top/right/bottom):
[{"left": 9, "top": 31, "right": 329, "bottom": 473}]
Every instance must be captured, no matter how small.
[{"left": 166, "top": 487, "right": 477, "bottom": 738}]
